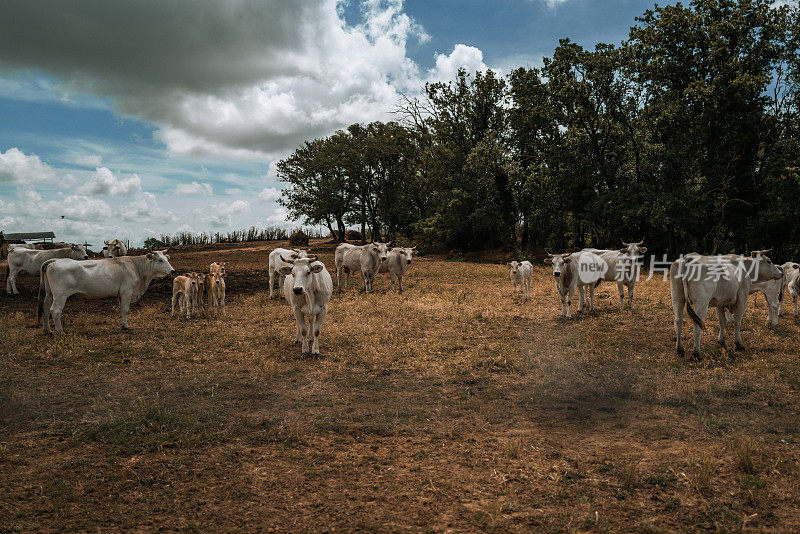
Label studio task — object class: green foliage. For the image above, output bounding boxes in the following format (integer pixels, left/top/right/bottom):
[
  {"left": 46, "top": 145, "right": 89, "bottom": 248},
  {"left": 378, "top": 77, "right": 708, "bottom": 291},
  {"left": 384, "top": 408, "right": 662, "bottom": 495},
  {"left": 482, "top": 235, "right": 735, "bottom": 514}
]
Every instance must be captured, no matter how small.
[{"left": 277, "top": 0, "right": 800, "bottom": 256}]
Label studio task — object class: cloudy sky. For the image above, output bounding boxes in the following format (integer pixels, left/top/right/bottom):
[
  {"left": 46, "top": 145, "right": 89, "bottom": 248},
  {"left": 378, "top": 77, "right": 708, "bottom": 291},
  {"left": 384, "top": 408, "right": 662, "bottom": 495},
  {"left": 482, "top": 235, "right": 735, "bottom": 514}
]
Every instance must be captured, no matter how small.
[{"left": 0, "top": 0, "right": 680, "bottom": 246}]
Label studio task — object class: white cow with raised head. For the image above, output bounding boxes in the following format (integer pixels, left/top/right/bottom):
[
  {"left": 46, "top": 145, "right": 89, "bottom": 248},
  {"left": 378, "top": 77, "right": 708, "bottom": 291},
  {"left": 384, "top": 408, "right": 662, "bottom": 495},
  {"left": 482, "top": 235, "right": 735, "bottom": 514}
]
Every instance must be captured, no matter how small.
[
  {"left": 379, "top": 246, "right": 417, "bottom": 292},
  {"left": 7, "top": 244, "right": 88, "bottom": 294},
  {"left": 507, "top": 260, "right": 533, "bottom": 300},
  {"left": 670, "top": 251, "right": 784, "bottom": 357},
  {"left": 580, "top": 240, "right": 647, "bottom": 309},
  {"left": 335, "top": 242, "right": 391, "bottom": 292},
  {"left": 545, "top": 252, "right": 581, "bottom": 318},
  {"left": 279, "top": 254, "right": 333, "bottom": 356},
  {"left": 38, "top": 251, "right": 175, "bottom": 334}
]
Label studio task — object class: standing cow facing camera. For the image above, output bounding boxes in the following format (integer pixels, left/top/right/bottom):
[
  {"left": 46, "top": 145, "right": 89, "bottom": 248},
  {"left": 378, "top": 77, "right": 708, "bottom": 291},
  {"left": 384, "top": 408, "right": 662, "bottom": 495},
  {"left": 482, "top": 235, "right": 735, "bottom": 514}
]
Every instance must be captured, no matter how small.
[
  {"left": 379, "top": 246, "right": 417, "bottom": 292},
  {"left": 335, "top": 242, "right": 391, "bottom": 292},
  {"left": 280, "top": 255, "right": 332, "bottom": 356},
  {"left": 269, "top": 248, "right": 309, "bottom": 299},
  {"left": 507, "top": 260, "right": 533, "bottom": 300}
]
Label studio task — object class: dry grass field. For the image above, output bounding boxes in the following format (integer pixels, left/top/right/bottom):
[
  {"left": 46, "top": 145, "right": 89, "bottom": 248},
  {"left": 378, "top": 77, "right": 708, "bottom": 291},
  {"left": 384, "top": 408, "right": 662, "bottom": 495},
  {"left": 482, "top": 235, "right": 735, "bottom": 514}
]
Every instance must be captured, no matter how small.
[{"left": 2, "top": 239, "right": 800, "bottom": 532}]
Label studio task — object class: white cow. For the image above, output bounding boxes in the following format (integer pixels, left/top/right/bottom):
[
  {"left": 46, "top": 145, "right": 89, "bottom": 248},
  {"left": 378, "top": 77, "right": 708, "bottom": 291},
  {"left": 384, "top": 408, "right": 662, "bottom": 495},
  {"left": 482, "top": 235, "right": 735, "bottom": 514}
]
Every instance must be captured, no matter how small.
[
  {"left": 7, "top": 244, "right": 88, "bottom": 294},
  {"left": 507, "top": 260, "right": 533, "bottom": 300},
  {"left": 279, "top": 255, "right": 333, "bottom": 356},
  {"left": 782, "top": 261, "right": 800, "bottom": 317},
  {"left": 268, "top": 248, "right": 310, "bottom": 299},
  {"left": 545, "top": 252, "right": 581, "bottom": 318},
  {"left": 379, "top": 246, "right": 417, "bottom": 292},
  {"left": 102, "top": 239, "right": 128, "bottom": 258},
  {"left": 335, "top": 242, "right": 391, "bottom": 292},
  {"left": 38, "top": 251, "right": 175, "bottom": 334},
  {"left": 670, "top": 252, "right": 784, "bottom": 357},
  {"left": 580, "top": 240, "right": 647, "bottom": 309}
]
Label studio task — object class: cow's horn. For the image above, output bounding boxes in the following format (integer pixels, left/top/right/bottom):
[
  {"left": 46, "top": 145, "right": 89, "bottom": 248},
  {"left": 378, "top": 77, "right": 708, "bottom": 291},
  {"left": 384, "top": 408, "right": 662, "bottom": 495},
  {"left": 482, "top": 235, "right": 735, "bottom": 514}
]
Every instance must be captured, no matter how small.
[
  {"left": 622, "top": 240, "right": 629, "bottom": 246},
  {"left": 280, "top": 254, "right": 295, "bottom": 264}
]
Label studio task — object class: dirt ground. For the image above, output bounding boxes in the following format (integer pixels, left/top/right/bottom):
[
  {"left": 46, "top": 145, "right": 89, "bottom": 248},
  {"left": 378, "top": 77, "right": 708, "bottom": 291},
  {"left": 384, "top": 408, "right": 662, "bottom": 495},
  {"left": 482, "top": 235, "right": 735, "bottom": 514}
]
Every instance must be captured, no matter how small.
[{"left": 1, "top": 239, "right": 799, "bottom": 532}]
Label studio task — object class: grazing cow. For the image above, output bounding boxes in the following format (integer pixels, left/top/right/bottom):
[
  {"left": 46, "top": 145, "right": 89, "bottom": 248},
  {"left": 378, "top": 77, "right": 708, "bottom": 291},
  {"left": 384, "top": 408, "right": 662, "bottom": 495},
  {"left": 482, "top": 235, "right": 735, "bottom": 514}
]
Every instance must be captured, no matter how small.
[
  {"left": 335, "top": 242, "right": 391, "bottom": 292},
  {"left": 172, "top": 272, "right": 201, "bottom": 318},
  {"left": 580, "top": 240, "right": 647, "bottom": 309},
  {"left": 206, "top": 271, "right": 226, "bottom": 316},
  {"left": 269, "top": 249, "right": 310, "bottom": 298},
  {"left": 38, "top": 251, "right": 175, "bottom": 334},
  {"left": 378, "top": 246, "right": 417, "bottom": 292},
  {"left": 279, "top": 255, "right": 333, "bottom": 356},
  {"left": 102, "top": 239, "right": 128, "bottom": 258},
  {"left": 670, "top": 251, "right": 783, "bottom": 357},
  {"left": 783, "top": 262, "right": 800, "bottom": 317},
  {"left": 7, "top": 244, "right": 88, "bottom": 294},
  {"left": 507, "top": 260, "right": 533, "bottom": 300},
  {"left": 545, "top": 252, "right": 582, "bottom": 318}
]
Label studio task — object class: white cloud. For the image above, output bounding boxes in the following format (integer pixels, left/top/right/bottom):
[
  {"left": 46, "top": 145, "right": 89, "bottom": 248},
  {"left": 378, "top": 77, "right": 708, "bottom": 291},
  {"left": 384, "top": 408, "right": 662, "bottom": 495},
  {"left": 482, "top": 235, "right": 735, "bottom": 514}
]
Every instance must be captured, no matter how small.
[
  {"left": 76, "top": 154, "right": 103, "bottom": 167},
  {"left": 201, "top": 199, "right": 251, "bottom": 227},
  {"left": 174, "top": 180, "right": 213, "bottom": 196},
  {"left": 0, "top": 216, "right": 16, "bottom": 227},
  {"left": 429, "top": 44, "right": 488, "bottom": 83},
  {"left": 0, "top": 198, "right": 13, "bottom": 212},
  {"left": 0, "top": 148, "right": 56, "bottom": 183},
  {"left": 78, "top": 166, "right": 142, "bottom": 195},
  {"left": 120, "top": 192, "right": 177, "bottom": 223},
  {"left": 265, "top": 206, "right": 292, "bottom": 227},
  {"left": 57, "top": 195, "right": 114, "bottom": 221},
  {"left": 225, "top": 188, "right": 243, "bottom": 195},
  {"left": 0, "top": 1, "right": 493, "bottom": 160},
  {"left": 258, "top": 187, "right": 282, "bottom": 202}
]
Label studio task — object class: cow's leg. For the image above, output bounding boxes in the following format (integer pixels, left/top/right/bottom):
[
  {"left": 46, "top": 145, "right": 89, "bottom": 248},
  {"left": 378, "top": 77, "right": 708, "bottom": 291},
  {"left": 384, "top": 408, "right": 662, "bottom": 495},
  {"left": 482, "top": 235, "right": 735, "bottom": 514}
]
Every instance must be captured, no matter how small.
[
  {"left": 9, "top": 269, "right": 19, "bottom": 295},
  {"left": 50, "top": 294, "right": 69, "bottom": 335},
  {"left": 566, "top": 285, "right": 575, "bottom": 319},
  {"left": 627, "top": 282, "right": 636, "bottom": 309},
  {"left": 43, "top": 291, "right": 54, "bottom": 333},
  {"left": 616, "top": 281, "right": 625, "bottom": 309},
  {"left": 733, "top": 301, "right": 747, "bottom": 351},
  {"left": 716, "top": 306, "right": 727, "bottom": 346},
  {"left": 691, "top": 302, "right": 709, "bottom": 358},
  {"left": 589, "top": 282, "right": 596, "bottom": 310},
  {"left": 269, "top": 268, "right": 275, "bottom": 299},
  {"left": 765, "top": 291, "right": 779, "bottom": 327},
  {"left": 577, "top": 285, "right": 585, "bottom": 313},
  {"left": 294, "top": 308, "right": 309, "bottom": 354},
  {"left": 512, "top": 281, "right": 517, "bottom": 298},
  {"left": 389, "top": 272, "right": 396, "bottom": 291},
  {"left": 220, "top": 290, "right": 226, "bottom": 315},
  {"left": 671, "top": 280, "right": 685, "bottom": 355},
  {"left": 310, "top": 306, "right": 327, "bottom": 356},
  {"left": 397, "top": 274, "right": 403, "bottom": 293},
  {"left": 171, "top": 291, "right": 178, "bottom": 317},
  {"left": 120, "top": 294, "right": 132, "bottom": 330},
  {"left": 5, "top": 268, "right": 12, "bottom": 294}
]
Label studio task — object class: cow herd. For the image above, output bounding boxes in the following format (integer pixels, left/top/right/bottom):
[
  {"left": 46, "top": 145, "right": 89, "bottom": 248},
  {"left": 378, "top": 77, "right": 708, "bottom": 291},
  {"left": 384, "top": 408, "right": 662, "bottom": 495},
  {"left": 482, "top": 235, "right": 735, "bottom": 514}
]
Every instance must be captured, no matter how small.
[
  {"left": 519, "top": 241, "right": 800, "bottom": 359},
  {"left": 4, "top": 238, "right": 800, "bottom": 359}
]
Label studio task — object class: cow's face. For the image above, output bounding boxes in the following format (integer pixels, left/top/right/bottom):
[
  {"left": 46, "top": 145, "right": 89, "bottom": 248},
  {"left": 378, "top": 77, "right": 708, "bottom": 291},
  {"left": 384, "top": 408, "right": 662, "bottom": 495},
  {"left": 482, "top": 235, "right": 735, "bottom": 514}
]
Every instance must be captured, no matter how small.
[
  {"left": 508, "top": 261, "right": 520, "bottom": 276},
  {"left": 750, "top": 251, "right": 783, "bottom": 281},
  {"left": 280, "top": 257, "right": 323, "bottom": 296},
  {"left": 372, "top": 242, "right": 392, "bottom": 262},
  {"left": 70, "top": 244, "right": 89, "bottom": 260},
  {"left": 104, "top": 239, "right": 124, "bottom": 258},
  {"left": 401, "top": 247, "right": 417, "bottom": 265},
  {"left": 212, "top": 261, "right": 227, "bottom": 276},
  {"left": 620, "top": 240, "right": 647, "bottom": 258},
  {"left": 147, "top": 250, "right": 175, "bottom": 277},
  {"left": 545, "top": 254, "right": 571, "bottom": 278}
]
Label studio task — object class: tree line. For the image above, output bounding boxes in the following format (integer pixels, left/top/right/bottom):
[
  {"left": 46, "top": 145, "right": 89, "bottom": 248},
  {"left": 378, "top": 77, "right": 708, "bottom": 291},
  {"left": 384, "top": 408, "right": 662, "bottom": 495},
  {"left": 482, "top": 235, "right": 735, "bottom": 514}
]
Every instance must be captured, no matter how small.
[{"left": 278, "top": 0, "right": 800, "bottom": 258}]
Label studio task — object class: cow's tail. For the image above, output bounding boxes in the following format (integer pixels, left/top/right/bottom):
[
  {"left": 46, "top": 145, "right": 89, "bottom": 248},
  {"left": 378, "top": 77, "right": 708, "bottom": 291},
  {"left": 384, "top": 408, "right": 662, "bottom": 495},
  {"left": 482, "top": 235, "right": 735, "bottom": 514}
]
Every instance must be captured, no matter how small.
[
  {"left": 779, "top": 270, "right": 785, "bottom": 304},
  {"left": 682, "top": 277, "right": 705, "bottom": 330},
  {"left": 37, "top": 259, "right": 55, "bottom": 326},
  {"left": 3, "top": 263, "right": 8, "bottom": 290}
]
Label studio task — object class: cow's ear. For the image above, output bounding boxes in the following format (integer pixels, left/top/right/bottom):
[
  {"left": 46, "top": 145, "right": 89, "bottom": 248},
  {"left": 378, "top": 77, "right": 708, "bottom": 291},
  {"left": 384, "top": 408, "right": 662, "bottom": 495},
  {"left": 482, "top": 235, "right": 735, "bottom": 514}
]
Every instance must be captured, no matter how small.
[
  {"left": 794, "top": 264, "right": 799, "bottom": 270},
  {"left": 564, "top": 257, "right": 572, "bottom": 264},
  {"left": 279, "top": 266, "right": 293, "bottom": 276},
  {"left": 544, "top": 258, "right": 552, "bottom": 264},
  {"left": 639, "top": 247, "right": 647, "bottom": 254},
  {"left": 146, "top": 253, "right": 154, "bottom": 260},
  {"left": 311, "top": 263, "right": 324, "bottom": 273},
  {"left": 619, "top": 248, "right": 628, "bottom": 254},
  {"left": 102, "top": 246, "right": 108, "bottom": 250}
]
